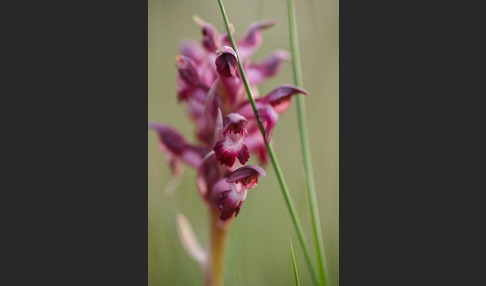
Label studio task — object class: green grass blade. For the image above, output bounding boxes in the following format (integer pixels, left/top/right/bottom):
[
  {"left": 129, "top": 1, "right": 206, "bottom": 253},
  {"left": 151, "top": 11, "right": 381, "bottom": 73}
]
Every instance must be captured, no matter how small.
[
  {"left": 286, "top": 0, "right": 330, "bottom": 285},
  {"left": 215, "top": 0, "right": 319, "bottom": 285},
  {"left": 289, "top": 237, "right": 301, "bottom": 286}
]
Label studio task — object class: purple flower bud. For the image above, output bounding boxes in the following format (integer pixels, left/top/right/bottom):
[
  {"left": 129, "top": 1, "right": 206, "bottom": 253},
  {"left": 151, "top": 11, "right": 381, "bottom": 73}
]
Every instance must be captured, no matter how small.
[
  {"left": 215, "top": 46, "right": 238, "bottom": 78},
  {"left": 215, "top": 46, "right": 244, "bottom": 106}
]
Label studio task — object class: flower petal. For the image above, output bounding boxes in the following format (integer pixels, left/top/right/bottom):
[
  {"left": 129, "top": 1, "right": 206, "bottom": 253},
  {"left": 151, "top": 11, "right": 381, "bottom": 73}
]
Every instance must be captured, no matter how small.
[
  {"left": 178, "top": 40, "right": 217, "bottom": 87},
  {"left": 238, "top": 20, "right": 276, "bottom": 60},
  {"left": 181, "top": 145, "right": 208, "bottom": 168},
  {"left": 176, "top": 55, "right": 206, "bottom": 89},
  {"left": 226, "top": 165, "right": 266, "bottom": 189},
  {"left": 179, "top": 40, "right": 206, "bottom": 65},
  {"left": 244, "top": 132, "right": 268, "bottom": 165},
  {"left": 196, "top": 154, "right": 220, "bottom": 198},
  {"left": 148, "top": 122, "right": 187, "bottom": 155},
  {"left": 213, "top": 108, "right": 224, "bottom": 144},
  {"left": 234, "top": 100, "right": 267, "bottom": 120},
  {"left": 195, "top": 79, "right": 221, "bottom": 145},
  {"left": 257, "top": 105, "right": 279, "bottom": 143},
  {"left": 247, "top": 50, "right": 291, "bottom": 85},
  {"left": 220, "top": 23, "right": 235, "bottom": 47},
  {"left": 193, "top": 16, "right": 221, "bottom": 53},
  {"left": 261, "top": 84, "right": 308, "bottom": 114},
  {"left": 148, "top": 122, "right": 207, "bottom": 168}
]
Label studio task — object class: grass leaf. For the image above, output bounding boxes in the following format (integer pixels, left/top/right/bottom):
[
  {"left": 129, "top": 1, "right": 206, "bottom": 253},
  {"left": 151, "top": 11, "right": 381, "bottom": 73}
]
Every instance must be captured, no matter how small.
[
  {"left": 286, "top": 0, "right": 330, "bottom": 284},
  {"left": 289, "top": 237, "right": 300, "bottom": 286}
]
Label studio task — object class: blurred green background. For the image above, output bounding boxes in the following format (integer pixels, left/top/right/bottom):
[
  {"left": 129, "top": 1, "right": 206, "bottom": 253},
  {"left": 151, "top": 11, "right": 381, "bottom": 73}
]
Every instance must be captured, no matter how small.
[{"left": 148, "top": 0, "right": 338, "bottom": 285}]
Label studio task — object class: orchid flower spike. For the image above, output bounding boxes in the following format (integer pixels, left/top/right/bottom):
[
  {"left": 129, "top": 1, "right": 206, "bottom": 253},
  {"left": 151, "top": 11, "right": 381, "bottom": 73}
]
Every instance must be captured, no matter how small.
[{"left": 149, "top": 18, "right": 308, "bottom": 222}]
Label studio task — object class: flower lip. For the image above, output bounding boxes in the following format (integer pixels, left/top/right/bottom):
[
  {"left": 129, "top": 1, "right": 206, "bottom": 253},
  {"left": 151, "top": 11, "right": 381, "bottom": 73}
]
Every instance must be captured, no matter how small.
[
  {"left": 213, "top": 139, "right": 249, "bottom": 167},
  {"left": 217, "top": 189, "right": 244, "bottom": 221},
  {"left": 215, "top": 182, "right": 248, "bottom": 221},
  {"left": 226, "top": 165, "right": 266, "bottom": 189}
]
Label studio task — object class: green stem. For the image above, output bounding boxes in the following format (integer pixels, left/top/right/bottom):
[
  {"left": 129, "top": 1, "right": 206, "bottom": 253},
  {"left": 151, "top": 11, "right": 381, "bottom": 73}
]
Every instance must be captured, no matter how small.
[
  {"left": 215, "top": 0, "right": 319, "bottom": 285},
  {"left": 286, "top": 0, "right": 329, "bottom": 285}
]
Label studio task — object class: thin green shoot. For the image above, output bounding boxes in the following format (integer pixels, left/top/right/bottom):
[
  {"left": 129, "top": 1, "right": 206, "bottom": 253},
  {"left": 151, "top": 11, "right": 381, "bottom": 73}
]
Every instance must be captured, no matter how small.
[
  {"left": 289, "top": 237, "right": 301, "bottom": 286},
  {"left": 286, "top": 0, "right": 330, "bottom": 284}
]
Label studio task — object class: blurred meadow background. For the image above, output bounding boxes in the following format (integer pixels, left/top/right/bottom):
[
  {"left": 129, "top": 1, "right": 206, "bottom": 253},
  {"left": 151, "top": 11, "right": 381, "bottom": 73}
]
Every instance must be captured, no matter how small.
[{"left": 148, "top": 0, "right": 338, "bottom": 285}]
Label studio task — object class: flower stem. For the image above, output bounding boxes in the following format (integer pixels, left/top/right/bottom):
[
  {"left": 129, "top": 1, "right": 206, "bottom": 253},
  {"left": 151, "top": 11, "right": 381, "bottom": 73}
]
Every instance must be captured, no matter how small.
[
  {"left": 215, "top": 0, "right": 319, "bottom": 285},
  {"left": 205, "top": 210, "right": 229, "bottom": 286},
  {"left": 286, "top": 0, "right": 330, "bottom": 285}
]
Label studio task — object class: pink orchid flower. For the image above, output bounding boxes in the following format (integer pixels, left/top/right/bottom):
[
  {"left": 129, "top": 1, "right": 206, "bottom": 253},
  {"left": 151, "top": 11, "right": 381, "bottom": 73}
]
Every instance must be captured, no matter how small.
[{"left": 149, "top": 16, "right": 308, "bottom": 222}]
